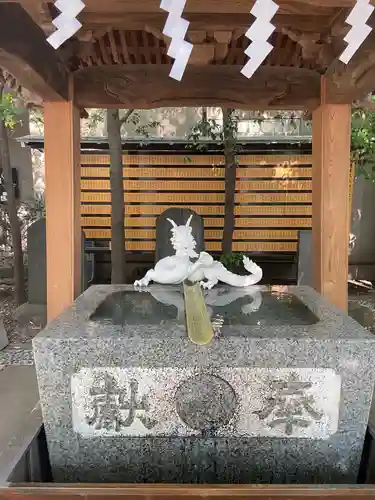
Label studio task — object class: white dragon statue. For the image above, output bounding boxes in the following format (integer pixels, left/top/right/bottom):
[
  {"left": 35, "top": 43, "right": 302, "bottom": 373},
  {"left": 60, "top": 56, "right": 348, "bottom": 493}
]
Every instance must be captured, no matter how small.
[{"left": 134, "top": 215, "right": 263, "bottom": 289}]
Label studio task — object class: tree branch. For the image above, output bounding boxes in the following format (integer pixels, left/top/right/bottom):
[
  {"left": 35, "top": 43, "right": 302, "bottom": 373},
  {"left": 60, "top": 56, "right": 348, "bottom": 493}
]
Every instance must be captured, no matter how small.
[
  {"left": 0, "top": 84, "right": 26, "bottom": 304},
  {"left": 119, "top": 109, "right": 135, "bottom": 127}
]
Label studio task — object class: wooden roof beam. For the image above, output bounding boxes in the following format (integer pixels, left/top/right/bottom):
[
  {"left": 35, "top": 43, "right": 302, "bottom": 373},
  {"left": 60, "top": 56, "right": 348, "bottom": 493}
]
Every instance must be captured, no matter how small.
[
  {"left": 0, "top": 0, "right": 47, "bottom": 25},
  {"left": 78, "top": 12, "right": 337, "bottom": 34},
  {"left": 4, "top": 0, "right": 362, "bottom": 13},
  {"left": 73, "top": 64, "right": 321, "bottom": 110},
  {"left": 325, "top": 20, "right": 375, "bottom": 103},
  {"left": 0, "top": 3, "right": 70, "bottom": 101}
]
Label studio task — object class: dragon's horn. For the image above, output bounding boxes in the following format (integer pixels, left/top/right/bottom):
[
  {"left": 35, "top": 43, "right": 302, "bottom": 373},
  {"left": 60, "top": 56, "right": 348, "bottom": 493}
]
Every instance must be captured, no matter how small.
[
  {"left": 167, "top": 218, "right": 177, "bottom": 228},
  {"left": 186, "top": 215, "right": 193, "bottom": 227}
]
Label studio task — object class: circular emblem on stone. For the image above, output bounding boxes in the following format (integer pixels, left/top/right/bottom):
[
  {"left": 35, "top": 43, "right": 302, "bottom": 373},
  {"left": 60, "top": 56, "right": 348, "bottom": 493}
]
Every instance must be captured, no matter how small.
[{"left": 175, "top": 374, "right": 237, "bottom": 432}]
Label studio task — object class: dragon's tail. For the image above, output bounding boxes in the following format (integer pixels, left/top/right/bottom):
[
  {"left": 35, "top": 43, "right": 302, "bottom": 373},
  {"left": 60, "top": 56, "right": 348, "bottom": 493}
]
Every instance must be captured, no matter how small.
[{"left": 219, "top": 256, "right": 263, "bottom": 287}]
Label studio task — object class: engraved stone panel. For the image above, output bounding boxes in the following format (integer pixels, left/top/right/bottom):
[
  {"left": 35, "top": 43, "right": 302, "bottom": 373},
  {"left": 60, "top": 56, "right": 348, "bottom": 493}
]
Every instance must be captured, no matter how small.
[{"left": 71, "top": 367, "right": 341, "bottom": 439}]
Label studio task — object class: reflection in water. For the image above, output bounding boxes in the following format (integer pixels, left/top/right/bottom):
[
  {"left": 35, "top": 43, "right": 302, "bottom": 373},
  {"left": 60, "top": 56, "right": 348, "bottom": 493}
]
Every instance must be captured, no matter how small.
[
  {"left": 147, "top": 288, "right": 263, "bottom": 329},
  {"left": 91, "top": 291, "right": 178, "bottom": 325},
  {"left": 204, "top": 288, "right": 263, "bottom": 336},
  {"left": 147, "top": 287, "right": 318, "bottom": 327},
  {"left": 204, "top": 288, "right": 263, "bottom": 313},
  {"left": 91, "top": 288, "right": 318, "bottom": 328},
  {"left": 147, "top": 289, "right": 186, "bottom": 323}
]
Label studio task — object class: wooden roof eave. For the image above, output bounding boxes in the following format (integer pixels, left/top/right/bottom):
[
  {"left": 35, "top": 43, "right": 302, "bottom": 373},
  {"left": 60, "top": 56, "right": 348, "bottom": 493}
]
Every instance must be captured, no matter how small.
[
  {"left": 0, "top": 3, "right": 70, "bottom": 102},
  {"left": 1, "top": 0, "right": 375, "bottom": 108}
]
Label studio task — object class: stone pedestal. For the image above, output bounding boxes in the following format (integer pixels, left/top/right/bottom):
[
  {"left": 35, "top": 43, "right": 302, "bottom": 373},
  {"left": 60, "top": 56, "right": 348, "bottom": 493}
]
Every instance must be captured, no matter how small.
[
  {"left": 33, "top": 285, "right": 375, "bottom": 484},
  {"left": 27, "top": 218, "right": 89, "bottom": 305},
  {"left": 27, "top": 218, "right": 47, "bottom": 305},
  {"left": 0, "top": 319, "right": 8, "bottom": 351},
  {"left": 297, "top": 230, "right": 312, "bottom": 286}
]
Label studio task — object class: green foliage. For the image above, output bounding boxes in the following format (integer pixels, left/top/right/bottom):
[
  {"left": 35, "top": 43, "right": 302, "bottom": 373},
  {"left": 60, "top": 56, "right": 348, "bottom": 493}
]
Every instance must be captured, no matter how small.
[
  {"left": 135, "top": 120, "right": 161, "bottom": 139},
  {"left": 188, "top": 116, "right": 222, "bottom": 145},
  {"left": 186, "top": 109, "right": 240, "bottom": 154},
  {"left": 34, "top": 192, "right": 46, "bottom": 218},
  {"left": 0, "top": 200, "right": 43, "bottom": 252},
  {"left": 86, "top": 109, "right": 105, "bottom": 135},
  {"left": 220, "top": 252, "right": 245, "bottom": 272},
  {"left": 84, "top": 108, "right": 162, "bottom": 141},
  {"left": 126, "top": 111, "right": 161, "bottom": 145},
  {"left": 351, "top": 108, "right": 375, "bottom": 180},
  {"left": 0, "top": 92, "right": 21, "bottom": 129}
]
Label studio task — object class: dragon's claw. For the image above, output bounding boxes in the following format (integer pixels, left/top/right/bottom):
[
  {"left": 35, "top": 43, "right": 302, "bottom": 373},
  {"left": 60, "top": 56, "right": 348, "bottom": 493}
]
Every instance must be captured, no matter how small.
[{"left": 134, "top": 278, "right": 150, "bottom": 288}]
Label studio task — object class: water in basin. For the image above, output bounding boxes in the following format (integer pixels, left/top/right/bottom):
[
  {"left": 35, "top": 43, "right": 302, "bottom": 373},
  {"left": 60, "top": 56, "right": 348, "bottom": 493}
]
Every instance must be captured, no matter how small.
[
  {"left": 90, "top": 288, "right": 318, "bottom": 327},
  {"left": 206, "top": 288, "right": 318, "bottom": 327},
  {"left": 90, "top": 290, "right": 180, "bottom": 325}
]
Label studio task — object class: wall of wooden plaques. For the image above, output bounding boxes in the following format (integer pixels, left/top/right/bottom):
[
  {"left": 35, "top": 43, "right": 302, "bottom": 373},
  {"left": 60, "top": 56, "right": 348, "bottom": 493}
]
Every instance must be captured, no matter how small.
[{"left": 80, "top": 153, "right": 313, "bottom": 253}]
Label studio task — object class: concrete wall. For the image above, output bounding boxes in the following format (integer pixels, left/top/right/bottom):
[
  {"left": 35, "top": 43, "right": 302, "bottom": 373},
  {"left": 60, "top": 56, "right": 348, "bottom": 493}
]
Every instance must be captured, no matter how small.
[
  {"left": 122, "top": 108, "right": 202, "bottom": 139},
  {"left": 120, "top": 108, "right": 311, "bottom": 139},
  {"left": 8, "top": 109, "right": 34, "bottom": 203},
  {"left": 349, "top": 176, "right": 375, "bottom": 280}
]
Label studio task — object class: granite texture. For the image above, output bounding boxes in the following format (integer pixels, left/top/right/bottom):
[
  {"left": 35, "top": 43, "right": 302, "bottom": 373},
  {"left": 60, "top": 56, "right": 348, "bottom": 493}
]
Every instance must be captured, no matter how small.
[{"left": 33, "top": 285, "right": 375, "bottom": 484}]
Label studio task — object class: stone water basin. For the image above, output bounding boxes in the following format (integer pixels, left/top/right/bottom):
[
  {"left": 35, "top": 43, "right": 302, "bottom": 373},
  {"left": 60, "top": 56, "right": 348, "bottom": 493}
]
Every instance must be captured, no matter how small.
[
  {"left": 91, "top": 286, "right": 319, "bottom": 332},
  {"left": 33, "top": 285, "right": 375, "bottom": 484}
]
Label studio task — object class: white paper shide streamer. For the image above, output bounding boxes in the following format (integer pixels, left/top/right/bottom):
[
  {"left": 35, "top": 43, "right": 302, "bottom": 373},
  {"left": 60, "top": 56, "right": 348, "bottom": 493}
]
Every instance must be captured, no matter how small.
[
  {"left": 47, "top": 0, "right": 85, "bottom": 49},
  {"left": 241, "top": 0, "right": 279, "bottom": 79},
  {"left": 339, "top": 0, "right": 374, "bottom": 64},
  {"left": 161, "top": 0, "right": 193, "bottom": 81}
]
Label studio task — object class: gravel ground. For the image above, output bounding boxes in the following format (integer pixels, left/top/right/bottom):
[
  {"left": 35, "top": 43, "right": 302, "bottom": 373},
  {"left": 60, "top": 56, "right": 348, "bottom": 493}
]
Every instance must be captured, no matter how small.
[
  {"left": 348, "top": 291, "right": 375, "bottom": 333},
  {"left": 0, "top": 343, "right": 34, "bottom": 366},
  {"left": 0, "top": 284, "right": 41, "bottom": 367}
]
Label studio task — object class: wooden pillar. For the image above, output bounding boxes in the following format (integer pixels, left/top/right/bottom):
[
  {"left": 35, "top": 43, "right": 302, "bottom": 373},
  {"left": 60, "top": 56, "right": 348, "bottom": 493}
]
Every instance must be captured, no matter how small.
[
  {"left": 44, "top": 91, "right": 81, "bottom": 322},
  {"left": 312, "top": 78, "right": 351, "bottom": 311}
]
